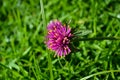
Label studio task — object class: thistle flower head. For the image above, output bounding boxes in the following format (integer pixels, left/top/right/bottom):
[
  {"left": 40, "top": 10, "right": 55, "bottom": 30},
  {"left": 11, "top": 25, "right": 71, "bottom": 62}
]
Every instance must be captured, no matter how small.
[{"left": 46, "top": 20, "right": 72, "bottom": 57}]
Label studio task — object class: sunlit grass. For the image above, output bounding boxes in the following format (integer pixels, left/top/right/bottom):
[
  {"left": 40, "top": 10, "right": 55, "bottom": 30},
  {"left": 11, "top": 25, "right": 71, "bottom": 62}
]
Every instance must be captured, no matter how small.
[{"left": 0, "top": 0, "right": 120, "bottom": 80}]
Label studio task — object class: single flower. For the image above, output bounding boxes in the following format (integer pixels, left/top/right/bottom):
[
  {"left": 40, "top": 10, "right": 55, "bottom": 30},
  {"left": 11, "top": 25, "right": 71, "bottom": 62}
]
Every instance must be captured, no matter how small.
[{"left": 46, "top": 20, "right": 72, "bottom": 57}]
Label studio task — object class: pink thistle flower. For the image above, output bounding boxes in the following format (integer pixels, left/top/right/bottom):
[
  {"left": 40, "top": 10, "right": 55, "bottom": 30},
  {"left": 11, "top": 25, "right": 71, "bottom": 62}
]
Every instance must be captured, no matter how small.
[{"left": 46, "top": 20, "right": 72, "bottom": 57}]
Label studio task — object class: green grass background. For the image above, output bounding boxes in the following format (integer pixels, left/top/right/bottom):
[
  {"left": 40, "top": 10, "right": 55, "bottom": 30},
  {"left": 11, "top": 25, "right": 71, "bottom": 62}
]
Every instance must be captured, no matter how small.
[{"left": 0, "top": 0, "right": 120, "bottom": 80}]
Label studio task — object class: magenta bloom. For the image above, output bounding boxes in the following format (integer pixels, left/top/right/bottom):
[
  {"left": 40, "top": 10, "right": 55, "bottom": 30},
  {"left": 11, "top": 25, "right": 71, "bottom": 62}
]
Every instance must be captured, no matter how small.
[{"left": 46, "top": 20, "right": 72, "bottom": 57}]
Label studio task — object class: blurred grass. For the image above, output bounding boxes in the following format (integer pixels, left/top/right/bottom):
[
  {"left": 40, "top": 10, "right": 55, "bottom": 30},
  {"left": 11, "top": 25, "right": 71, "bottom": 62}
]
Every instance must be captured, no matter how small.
[{"left": 0, "top": 0, "right": 120, "bottom": 80}]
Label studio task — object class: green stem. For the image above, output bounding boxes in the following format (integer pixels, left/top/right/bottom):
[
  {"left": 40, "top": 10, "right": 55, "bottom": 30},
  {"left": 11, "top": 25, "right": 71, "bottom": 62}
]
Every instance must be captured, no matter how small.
[
  {"left": 73, "top": 37, "right": 120, "bottom": 41},
  {"left": 80, "top": 70, "right": 120, "bottom": 80},
  {"left": 40, "top": 0, "right": 53, "bottom": 80},
  {"left": 58, "top": 57, "right": 63, "bottom": 68}
]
